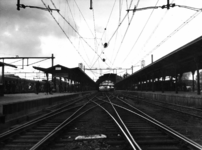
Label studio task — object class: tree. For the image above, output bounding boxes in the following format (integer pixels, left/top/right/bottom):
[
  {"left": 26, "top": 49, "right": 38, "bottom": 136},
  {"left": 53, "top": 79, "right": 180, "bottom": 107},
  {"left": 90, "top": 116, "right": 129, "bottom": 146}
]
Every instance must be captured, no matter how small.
[
  {"left": 181, "top": 72, "right": 191, "bottom": 80},
  {"left": 116, "top": 75, "right": 123, "bottom": 82},
  {"left": 123, "top": 73, "right": 130, "bottom": 79}
]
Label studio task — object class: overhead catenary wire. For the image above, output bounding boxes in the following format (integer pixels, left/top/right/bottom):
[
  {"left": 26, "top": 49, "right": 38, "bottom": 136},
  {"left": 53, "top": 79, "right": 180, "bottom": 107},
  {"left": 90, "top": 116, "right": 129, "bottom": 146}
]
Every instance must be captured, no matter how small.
[
  {"left": 106, "top": 11, "right": 129, "bottom": 46},
  {"left": 96, "top": 1, "right": 132, "bottom": 78},
  {"left": 112, "top": 0, "right": 140, "bottom": 66},
  {"left": 176, "top": 4, "right": 202, "bottom": 11},
  {"left": 126, "top": 0, "right": 130, "bottom": 23},
  {"left": 106, "top": 0, "right": 134, "bottom": 45},
  {"left": 140, "top": 9, "right": 169, "bottom": 53},
  {"left": 80, "top": 38, "right": 91, "bottom": 65},
  {"left": 131, "top": 0, "right": 176, "bottom": 66},
  {"left": 65, "top": 0, "right": 77, "bottom": 30},
  {"left": 90, "top": 0, "right": 118, "bottom": 69},
  {"left": 50, "top": 0, "right": 110, "bottom": 68},
  {"left": 121, "top": 0, "right": 160, "bottom": 65},
  {"left": 102, "top": 0, "right": 135, "bottom": 83},
  {"left": 73, "top": 0, "right": 94, "bottom": 37},
  {"left": 112, "top": 11, "right": 135, "bottom": 66},
  {"left": 133, "top": 10, "right": 201, "bottom": 67},
  {"left": 41, "top": 0, "right": 91, "bottom": 70},
  {"left": 90, "top": 7, "right": 99, "bottom": 67},
  {"left": 92, "top": 8, "right": 99, "bottom": 54}
]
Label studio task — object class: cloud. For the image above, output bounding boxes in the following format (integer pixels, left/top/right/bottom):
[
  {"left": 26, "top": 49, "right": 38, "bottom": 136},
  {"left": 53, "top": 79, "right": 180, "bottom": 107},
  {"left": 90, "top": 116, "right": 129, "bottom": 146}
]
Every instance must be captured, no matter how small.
[{"left": 0, "top": 0, "right": 77, "bottom": 57}]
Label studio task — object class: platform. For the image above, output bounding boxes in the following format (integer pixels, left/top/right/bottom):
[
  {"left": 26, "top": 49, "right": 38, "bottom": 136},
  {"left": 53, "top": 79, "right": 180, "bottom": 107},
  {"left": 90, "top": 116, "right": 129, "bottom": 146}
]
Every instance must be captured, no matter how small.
[
  {"left": 0, "top": 92, "right": 77, "bottom": 105},
  {"left": 0, "top": 91, "right": 94, "bottom": 123},
  {"left": 117, "top": 90, "right": 202, "bottom": 109}
]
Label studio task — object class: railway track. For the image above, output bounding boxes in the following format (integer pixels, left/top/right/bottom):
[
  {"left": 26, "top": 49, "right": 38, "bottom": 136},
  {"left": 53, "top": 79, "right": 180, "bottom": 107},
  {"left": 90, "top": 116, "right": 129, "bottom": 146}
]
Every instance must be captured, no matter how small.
[
  {"left": 119, "top": 93, "right": 202, "bottom": 119},
  {"left": 96, "top": 94, "right": 202, "bottom": 150},
  {"left": 0, "top": 93, "right": 94, "bottom": 150},
  {"left": 1, "top": 92, "right": 201, "bottom": 150}
]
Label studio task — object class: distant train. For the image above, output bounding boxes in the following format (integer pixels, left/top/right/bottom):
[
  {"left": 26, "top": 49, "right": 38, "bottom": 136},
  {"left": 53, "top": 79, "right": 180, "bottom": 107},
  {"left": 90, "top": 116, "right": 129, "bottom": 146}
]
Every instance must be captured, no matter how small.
[
  {"left": 3, "top": 75, "right": 71, "bottom": 94},
  {"left": 3, "top": 75, "right": 44, "bottom": 94},
  {"left": 99, "top": 86, "right": 114, "bottom": 92}
]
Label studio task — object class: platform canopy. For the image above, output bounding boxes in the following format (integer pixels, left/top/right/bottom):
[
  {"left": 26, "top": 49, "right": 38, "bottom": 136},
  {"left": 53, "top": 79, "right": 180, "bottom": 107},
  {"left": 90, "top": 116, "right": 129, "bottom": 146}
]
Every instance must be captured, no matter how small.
[
  {"left": 115, "top": 35, "right": 202, "bottom": 94},
  {"left": 0, "top": 62, "right": 17, "bottom": 68},
  {"left": 33, "top": 64, "right": 96, "bottom": 86}
]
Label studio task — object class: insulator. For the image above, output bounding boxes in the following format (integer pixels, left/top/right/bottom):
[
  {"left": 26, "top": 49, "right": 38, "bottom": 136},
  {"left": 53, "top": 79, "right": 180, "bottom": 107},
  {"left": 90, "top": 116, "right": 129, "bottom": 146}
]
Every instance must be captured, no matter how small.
[
  {"left": 104, "top": 43, "right": 108, "bottom": 48},
  {"left": 102, "top": 58, "right": 105, "bottom": 62},
  {"left": 170, "top": 3, "right": 175, "bottom": 7},
  {"left": 90, "top": 0, "right": 93, "bottom": 10}
]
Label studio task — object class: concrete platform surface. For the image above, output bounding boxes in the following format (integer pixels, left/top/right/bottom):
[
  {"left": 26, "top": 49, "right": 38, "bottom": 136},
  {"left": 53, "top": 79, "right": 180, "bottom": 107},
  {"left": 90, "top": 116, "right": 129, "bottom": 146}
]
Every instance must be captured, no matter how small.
[
  {"left": 0, "top": 92, "right": 77, "bottom": 105},
  {"left": 120, "top": 90, "right": 202, "bottom": 97},
  {"left": 119, "top": 90, "right": 202, "bottom": 108}
]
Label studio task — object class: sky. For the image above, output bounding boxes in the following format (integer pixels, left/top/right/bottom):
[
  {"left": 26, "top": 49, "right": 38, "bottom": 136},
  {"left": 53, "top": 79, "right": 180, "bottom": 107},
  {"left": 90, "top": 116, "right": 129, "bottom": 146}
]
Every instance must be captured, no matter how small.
[{"left": 1, "top": 0, "right": 202, "bottom": 81}]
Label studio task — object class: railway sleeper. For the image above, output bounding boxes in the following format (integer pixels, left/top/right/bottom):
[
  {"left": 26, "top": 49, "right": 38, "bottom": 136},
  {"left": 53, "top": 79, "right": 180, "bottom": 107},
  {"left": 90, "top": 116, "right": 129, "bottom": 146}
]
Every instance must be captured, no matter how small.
[
  {"left": 140, "top": 145, "right": 182, "bottom": 150},
  {"left": 25, "top": 132, "right": 49, "bottom": 135},
  {"left": 2, "top": 144, "right": 34, "bottom": 148},
  {"left": 131, "top": 130, "right": 163, "bottom": 134},
  {"left": 134, "top": 134, "right": 171, "bottom": 140},
  {"left": 36, "top": 126, "right": 58, "bottom": 129},
  {"left": 17, "top": 135, "right": 43, "bottom": 139},
  {"left": 136, "top": 138, "right": 179, "bottom": 145}
]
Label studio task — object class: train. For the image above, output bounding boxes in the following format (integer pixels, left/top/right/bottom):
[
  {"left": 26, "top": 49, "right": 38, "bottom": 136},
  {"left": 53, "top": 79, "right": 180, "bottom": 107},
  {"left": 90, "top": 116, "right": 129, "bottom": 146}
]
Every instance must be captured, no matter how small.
[
  {"left": 99, "top": 86, "right": 115, "bottom": 92},
  {"left": 2, "top": 75, "right": 71, "bottom": 94},
  {"left": 3, "top": 75, "right": 44, "bottom": 94}
]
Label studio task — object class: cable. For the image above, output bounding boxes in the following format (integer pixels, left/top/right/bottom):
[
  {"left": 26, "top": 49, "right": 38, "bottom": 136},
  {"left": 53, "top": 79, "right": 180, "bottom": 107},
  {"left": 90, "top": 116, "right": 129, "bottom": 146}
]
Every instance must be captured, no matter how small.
[
  {"left": 100, "top": 0, "right": 133, "bottom": 71},
  {"left": 80, "top": 38, "right": 91, "bottom": 65},
  {"left": 65, "top": 0, "right": 77, "bottom": 30},
  {"left": 41, "top": 0, "right": 90, "bottom": 70},
  {"left": 107, "top": 0, "right": 134, "bottom": 45},
  {"left": 92, "top": 8, "right": 98, "bottom": 52},
  {"left": 131, "top": 1, "right": 174, "bottom": 66},
  {"left": 73, "top": 0, "right": 94, "bottom": 37},
  {"left": 90, "top": 0, "right": 118, "bottom": 69},
  {"left": 176, "top": 4, "right": 202, "bottom": 11},
  {"left": 107, "top": 11, "right": 129, "bottom": 45},
  {"left": 112, "top": 11, "right": 135, "bottom": 65},
  {"left": 133, "top": 10, "right": 201, "bottom": 67},
  {"left": 50, "top": 0, "right": 110, "bottom": 67},
  {"left": 121, "top": 0, "right": 160, "bottom": 65},
  {"left": 126, "top": 0, "right": 130, "bottom": 23},
  {"left": 112, "top": 0, "right": 140, "bottom": 66},
  {"left": 141, "top": 10, "right": 169, "bottom": 53}
]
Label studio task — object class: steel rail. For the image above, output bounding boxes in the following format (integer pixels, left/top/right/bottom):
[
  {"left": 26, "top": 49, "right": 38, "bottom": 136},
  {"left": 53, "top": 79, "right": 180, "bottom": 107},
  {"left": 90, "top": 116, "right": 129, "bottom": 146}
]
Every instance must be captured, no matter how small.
[
  {"left": 30, "top": 97, "right": 100, "bottom": 150},
  {"left": 0, "top": 95, "right": 89, "bottom": 140},
  {"left": 92, "top": 101, "right": 137, "bottom": 150},
  {"left": 123, "top": 93, "right": 202, "bottom": 113},
  {"left": 105, "top": 95, "right": 142, "bottom": 150},
  {"left": 127, "top": 93, "right": 202, "bottom": 118},
  {"left": 115, "top": 96, "right": 202, "bottom": 150}
]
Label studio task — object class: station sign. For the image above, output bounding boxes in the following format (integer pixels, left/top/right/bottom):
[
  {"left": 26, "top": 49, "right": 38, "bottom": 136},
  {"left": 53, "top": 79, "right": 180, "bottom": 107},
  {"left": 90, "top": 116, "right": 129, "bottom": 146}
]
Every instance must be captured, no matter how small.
[{"left": 55, "top": 67, "right": 62, "bottom": 70}]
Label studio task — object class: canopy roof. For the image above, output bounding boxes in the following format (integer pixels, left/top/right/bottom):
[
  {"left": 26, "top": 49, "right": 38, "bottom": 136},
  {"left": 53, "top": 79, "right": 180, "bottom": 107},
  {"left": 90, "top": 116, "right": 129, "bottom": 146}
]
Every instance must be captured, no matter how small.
[
  {"left": 116, "top": 35, "right": 202, "bottom": 86},
  {"left": 0, "top": 62, "right": 17, "bottom": 68},
  {"left": 33, "top": 64, "right": 96, "bottom": 86}
]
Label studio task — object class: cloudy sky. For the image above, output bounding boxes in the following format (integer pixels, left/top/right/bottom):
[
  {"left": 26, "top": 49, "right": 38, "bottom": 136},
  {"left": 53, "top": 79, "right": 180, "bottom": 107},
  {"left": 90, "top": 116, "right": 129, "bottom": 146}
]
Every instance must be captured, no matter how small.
[{"left": 1, "top": 0, "right": 202, "bottom": 81}]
